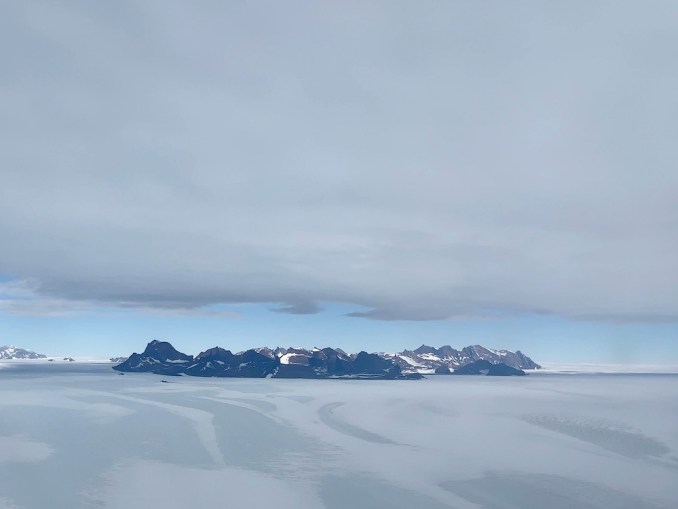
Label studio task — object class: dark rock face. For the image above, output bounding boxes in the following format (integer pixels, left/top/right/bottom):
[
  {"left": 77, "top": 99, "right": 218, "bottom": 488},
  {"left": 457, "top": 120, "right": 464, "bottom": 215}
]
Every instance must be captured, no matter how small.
[
  {"left": 412, "top": 344, "right": 439, "bottom": 356},
  {"left": 453, "top": 359, "right": 494, "bottom": 375},
  {"left": 143, "top": 340, "right": 193, "bottom": 362},
  {"left": 319, "top": 347, "right": 354, "bottom": 375},
  {"left": 399, "top": 372, "right": 425, "bottom": 380},
  {"left": 434, "top": 366, "right": 452, "bottom": 375},
  {"left": 184, "top": 347, "right": 235, "bottom": 377},
  {"left": 195, "top": 347, "right": 233, "bottom": 362},
  {"left": 436, "top": 345, "right": 460, "bottom": 358},
  {"left": 234, "top": 350, "right": 279, "bottom": 378},
  {"left": 353, "top": 352, "right": 401, "bottom": 378},
  {"left": 452, "top": 359, "right": 526, "bottom": 376},
  {"left": 275, "top": 364, "right": 320, "bottom": 379},
  {"left": 485, "top": 363, "right": 527, "bottom": 376},
  {"left": 514, "top": 350, "right": 540, "bottom": 370},
  {"left": 185, "top": 347, "right": 278, "bottom": 378},
  {"left": 460, "top": 345, "right": 539, "bottom": 370},
  {"left": 112, "top": 340, "right": 193, "bottom": 375}
]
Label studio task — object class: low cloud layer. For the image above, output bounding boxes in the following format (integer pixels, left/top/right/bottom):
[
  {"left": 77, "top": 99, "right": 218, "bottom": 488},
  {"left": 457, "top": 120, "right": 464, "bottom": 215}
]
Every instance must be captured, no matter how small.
[{"left": 1, "top": 1, "right": 677, "bottom": 322}]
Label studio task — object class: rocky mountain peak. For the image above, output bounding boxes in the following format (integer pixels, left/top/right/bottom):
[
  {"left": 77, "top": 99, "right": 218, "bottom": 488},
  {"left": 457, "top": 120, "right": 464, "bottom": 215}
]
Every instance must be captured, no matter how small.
[
  {"left": 413, "top": 344, "right": 438, "bottom": 355},
  {"left": 142, "top": 340, "right": 193, "bottom": 362}
]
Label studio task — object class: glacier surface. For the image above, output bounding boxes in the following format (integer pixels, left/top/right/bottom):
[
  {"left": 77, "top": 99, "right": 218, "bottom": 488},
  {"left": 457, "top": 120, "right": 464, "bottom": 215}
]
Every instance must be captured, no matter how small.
[{"left": 0, "top": 363, "right": 676, "bottom": 508}]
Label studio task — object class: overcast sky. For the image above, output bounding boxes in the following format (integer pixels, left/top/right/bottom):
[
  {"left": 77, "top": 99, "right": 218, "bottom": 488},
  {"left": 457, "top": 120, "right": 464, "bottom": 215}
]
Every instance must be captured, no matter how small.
[{"left": 1, "top": 1, "right": 677, "bottom": 360}]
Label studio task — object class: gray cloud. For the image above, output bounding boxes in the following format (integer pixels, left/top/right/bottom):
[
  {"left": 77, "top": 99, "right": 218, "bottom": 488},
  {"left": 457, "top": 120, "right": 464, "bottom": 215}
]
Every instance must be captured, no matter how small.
[
  {"left": 271, "top": 302, "right": 323, "bottom": 315},
  {"left": 0, "top": 280, "right": 240, "bottom": 318},
  {"left": 1, "top": 1, "right": 677, "bottom": 322}
]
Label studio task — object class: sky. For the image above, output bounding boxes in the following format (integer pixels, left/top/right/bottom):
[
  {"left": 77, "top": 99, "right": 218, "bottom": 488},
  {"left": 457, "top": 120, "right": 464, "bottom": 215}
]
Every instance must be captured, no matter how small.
[{"left": 1, "top": 1, "right": 677, "bottom": 363}]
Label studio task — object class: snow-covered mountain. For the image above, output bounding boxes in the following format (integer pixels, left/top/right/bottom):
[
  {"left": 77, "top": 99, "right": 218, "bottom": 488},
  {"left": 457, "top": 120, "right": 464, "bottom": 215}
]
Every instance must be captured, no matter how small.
[
  {"left": 0, "top": 345, "right": 47, "bottom": 359},
  {"left": 113, "top": 341, "right": 538, "bottom": 378},
  {"left": 114, "top": 341, "right": 420, "bottom": 379},
  {"left": 383, "top": 344, "right": 541, "bottom": 373}
]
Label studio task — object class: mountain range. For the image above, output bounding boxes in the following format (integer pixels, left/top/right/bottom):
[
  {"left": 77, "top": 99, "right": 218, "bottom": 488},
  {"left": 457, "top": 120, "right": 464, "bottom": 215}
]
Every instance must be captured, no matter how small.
[
  {"left": 384, "top": 344, "right": 541, "bottom": 372},
  {"left": 113, "top": 340, "right": 419, "bottom": 380},
  {"left": 113, "top": 340, "right": 539, "bottom": 378},
  {"left": 0, "top": 345, "right": 47, "bottom": 360}
]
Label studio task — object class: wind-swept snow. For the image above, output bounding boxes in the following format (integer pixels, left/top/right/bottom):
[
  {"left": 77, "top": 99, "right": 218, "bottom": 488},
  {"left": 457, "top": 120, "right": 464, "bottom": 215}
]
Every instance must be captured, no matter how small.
[{"left": 0, "top": 364, "right": 676, "bottom": 509}]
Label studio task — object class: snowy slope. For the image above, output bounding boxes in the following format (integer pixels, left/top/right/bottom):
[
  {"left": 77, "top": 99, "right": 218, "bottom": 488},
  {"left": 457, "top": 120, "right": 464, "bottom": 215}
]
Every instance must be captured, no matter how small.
[
  {"left": 383, "top": 344, "right": 541, "bottom": 373},
  {"left": 0, "top": 345, "right": 47, "bottom": 359}
]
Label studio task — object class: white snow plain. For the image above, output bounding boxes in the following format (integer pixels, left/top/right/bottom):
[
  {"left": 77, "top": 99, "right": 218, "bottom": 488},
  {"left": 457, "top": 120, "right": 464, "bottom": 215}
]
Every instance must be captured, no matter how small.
[{"left": 0, "top": 364, "right": 676, "bottom": 509}]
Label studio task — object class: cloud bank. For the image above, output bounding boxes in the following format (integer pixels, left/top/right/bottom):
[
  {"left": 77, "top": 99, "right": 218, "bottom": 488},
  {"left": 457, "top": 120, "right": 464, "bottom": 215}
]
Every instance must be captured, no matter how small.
[{"left": 1, "top": 1, "right": 677, "bottom": 322}]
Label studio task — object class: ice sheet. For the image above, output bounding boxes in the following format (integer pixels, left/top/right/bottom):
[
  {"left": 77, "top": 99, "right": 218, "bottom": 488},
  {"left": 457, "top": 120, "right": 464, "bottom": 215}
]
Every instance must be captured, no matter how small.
[{"left": 0, "top": 365, "right": 676, "bottom": 509}]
